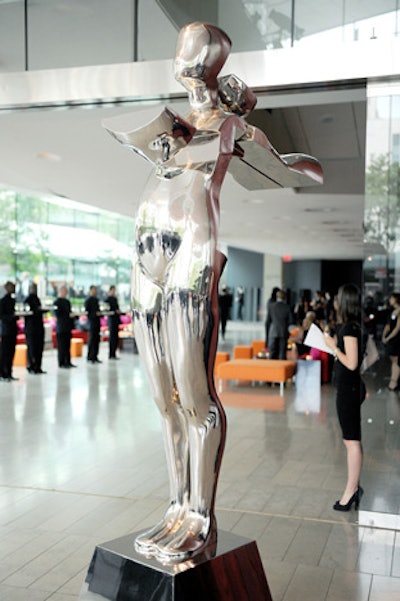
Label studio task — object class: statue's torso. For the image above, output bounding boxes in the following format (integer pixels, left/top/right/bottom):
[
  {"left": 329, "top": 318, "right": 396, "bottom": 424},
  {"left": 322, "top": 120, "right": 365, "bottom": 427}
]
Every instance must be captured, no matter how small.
[{"left": 135, "top": 109, "right": 237, "bottom": 287}]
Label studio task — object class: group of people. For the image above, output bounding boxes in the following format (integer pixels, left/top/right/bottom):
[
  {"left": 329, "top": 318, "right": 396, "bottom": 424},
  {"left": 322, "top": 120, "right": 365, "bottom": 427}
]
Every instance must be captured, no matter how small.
[
  {"left": 82, "top": 284, "right": 121, "bottom": 364},
  {"left": 0, "top": 281, "right": 122, "bottom": 381}
]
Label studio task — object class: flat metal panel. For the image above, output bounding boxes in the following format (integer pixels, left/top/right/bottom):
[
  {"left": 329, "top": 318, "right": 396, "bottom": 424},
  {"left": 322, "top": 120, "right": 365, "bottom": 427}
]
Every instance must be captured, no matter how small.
[{"left": 0, "top": 1, "right": 25, "bottom": 73}]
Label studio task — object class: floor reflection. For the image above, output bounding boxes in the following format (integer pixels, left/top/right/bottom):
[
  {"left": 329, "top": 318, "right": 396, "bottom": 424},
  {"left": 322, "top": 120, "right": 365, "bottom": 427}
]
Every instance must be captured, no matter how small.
[{"left": 220, "top": 390, "right": 286, "bottom": 411}]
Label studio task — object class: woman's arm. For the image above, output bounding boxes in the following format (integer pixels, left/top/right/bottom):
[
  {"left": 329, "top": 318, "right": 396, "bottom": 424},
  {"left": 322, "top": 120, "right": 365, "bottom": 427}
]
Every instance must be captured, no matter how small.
[
  {"left": 383, "top": 314, "right": 400, "bottom": 342},
  {"left": 382, "top": 323, "right": 389, "bottom": 342},
  {"left": 324, "top": 332, "right": 358, "bottom": 371}
]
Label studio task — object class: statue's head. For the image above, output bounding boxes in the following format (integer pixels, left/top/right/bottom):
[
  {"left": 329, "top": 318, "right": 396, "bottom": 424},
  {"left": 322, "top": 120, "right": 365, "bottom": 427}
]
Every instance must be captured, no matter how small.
[{"left": 174, "top": 22, "right": 231, "bottom": 93}]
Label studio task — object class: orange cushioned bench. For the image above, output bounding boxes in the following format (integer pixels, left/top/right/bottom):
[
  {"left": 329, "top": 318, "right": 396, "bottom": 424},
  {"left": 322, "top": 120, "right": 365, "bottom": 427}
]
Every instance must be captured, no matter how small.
[
  {"left": 214, "top": 351, "right": 230, "bottom": 372},
  {"left": 233, "top": 345, "right": 253, "bottom": 359},
  {"left": 216, "top": 359, "right": 297, "bottom": 396}
]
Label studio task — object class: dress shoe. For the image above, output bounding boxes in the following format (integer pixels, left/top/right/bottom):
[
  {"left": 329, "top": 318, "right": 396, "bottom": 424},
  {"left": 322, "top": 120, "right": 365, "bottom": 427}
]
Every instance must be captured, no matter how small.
[
  {"left": 68, "top": 363, "right": 77, "bottom": 368},
  {"left": 35, "top": 369, "right": 47, "bottom": 374},
  {"left": 94, "top": 358, "right": 102, "bottom": 363},
  {"left": 333, "top": 487, "right": 362, "bottom": 512}
]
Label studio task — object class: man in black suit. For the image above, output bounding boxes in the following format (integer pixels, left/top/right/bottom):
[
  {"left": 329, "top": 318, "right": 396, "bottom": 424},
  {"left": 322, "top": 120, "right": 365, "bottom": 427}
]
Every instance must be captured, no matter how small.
[
  {"left": 266, "top": 289, "right": 291, "bottom": 359},
  {"left": 84, "top": 285, "right": 102, "bottom": 363},
  {"left": 54, "top": 284, "right": 76, "bottom": 368},
  {"left": 105, "top": 285, "right": 121, "bottom": 359},
  {"left": 24, "top": 283, "right": 46, "bottom": 374},
  {"left": 0, "top": 281, "right": 18, "bottom": 381}
]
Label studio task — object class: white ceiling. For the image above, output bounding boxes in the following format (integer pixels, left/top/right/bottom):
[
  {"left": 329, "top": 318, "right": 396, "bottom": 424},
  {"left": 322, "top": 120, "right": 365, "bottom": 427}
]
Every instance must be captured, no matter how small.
[
  {"left": 0, "top": 91, "right": 367, "bottom": 261},
  {"left": 0, "top": 0, "right": 384, "bottom": 263}
]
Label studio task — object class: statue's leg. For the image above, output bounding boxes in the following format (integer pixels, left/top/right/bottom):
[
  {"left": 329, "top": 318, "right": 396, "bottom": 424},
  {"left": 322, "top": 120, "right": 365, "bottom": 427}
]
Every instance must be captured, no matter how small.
[
  {"left": 131, "top": 262, "right": 189, "bottom": 555},
  {"left": 155, "top": 285, "right": 226, "bottom": 562}
]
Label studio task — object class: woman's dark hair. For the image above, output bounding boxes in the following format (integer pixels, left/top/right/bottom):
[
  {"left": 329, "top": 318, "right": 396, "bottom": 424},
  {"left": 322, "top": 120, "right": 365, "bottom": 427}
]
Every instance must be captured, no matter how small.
[
  {"left": 337, "top": 283, "right": 361, "bottom": 324},
  {"left": 389, "top": 292, "right": 400, "bottom": 306}
]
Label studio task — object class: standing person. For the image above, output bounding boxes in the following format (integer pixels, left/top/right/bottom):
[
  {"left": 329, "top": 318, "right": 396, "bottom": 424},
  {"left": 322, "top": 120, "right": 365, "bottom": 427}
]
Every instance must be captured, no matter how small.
[
  {"left": 0, "top": 281, "right": 18, "bottom": 381},
  {"left": 267, "top": 289, "right": 291, "bottom": 359},
  {"left": 105, "top": 285, "right": 121, "bottom": 359},
  {"left": 218, "top": 285, "right": 233, "bottom": 339},
  {"left": 324, "top": 283, "right": 366, "bottom": 511},
  {"left": 265, "top": 286, "right": 280, "bottom": 348},
  {"left": 381, "top": 292, "right": 400, "bottom": 391},
  {"left": 24, "top": 283, "right": 46, "bottom": 374},
  {"left": 311, "top": 290, "right": 327, "bottom": 328},
  {"left": 84, "top": 285, "right": 102, "bottom": 364},
  {"left": 54, "top": 284, "right": 76, "bottom": 368},
  {"left": 236, "top": 286, "right": 245, "bottom": 320}
]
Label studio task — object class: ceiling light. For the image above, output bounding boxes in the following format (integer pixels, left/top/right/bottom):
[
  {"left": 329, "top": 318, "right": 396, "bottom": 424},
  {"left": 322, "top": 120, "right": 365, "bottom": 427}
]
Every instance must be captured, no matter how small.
[
  {"left": 37, "top": 152, "right": 61, "bottom": 162},
  {"left": 320, "top": 114, "right": 335, "bottom": 125}
]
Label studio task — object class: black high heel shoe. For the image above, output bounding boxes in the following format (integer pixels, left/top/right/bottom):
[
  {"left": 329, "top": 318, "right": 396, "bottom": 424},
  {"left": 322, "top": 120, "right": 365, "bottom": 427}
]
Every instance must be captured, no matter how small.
[{"left": 333, "top": 487, "right": 362, "bottom": 512}]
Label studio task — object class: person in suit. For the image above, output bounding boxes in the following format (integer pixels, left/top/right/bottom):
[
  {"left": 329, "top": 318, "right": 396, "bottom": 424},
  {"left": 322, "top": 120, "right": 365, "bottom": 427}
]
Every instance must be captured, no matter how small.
[
  {"left": 267, "top": 289, "right": 291, "bottom": 359},
  {"left": 105, "top": 285, "right": 121, "bottom": 359},
  {"left": 265, "top": 286, "right": 280, "bottom": 348},
  {"left": 24, "top": 283, "right": 46, "bottom": 374},
  {"left": 236, "top": 286, "right": 245, "bottom": 320},
  {"left": 54, "top": 284, "right": 76, "bottom": 368},
  {"left": 0, "top": 281, "right": 19, "bottom": 381},
  {"left": 218, "top": 285, "right": 233, "bottom": 339},
  {"left": 84, "top": 285, "right": 102, "bottom": 363}
]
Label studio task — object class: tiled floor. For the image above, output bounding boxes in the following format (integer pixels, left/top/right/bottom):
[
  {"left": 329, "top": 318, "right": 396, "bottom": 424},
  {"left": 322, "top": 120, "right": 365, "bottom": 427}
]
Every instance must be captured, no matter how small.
[{"left": 0, "top": 322, "right": 399, "bottom": 600}]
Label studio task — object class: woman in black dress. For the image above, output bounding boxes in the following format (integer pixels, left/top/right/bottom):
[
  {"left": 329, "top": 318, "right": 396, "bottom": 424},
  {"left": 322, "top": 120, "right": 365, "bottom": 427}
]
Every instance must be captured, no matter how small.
[
  {"left": 324, "top": 283, "right": 365, "bottom": 511},
  {"left": 382, "top": 292, "right": 400, "bottom": 391}
]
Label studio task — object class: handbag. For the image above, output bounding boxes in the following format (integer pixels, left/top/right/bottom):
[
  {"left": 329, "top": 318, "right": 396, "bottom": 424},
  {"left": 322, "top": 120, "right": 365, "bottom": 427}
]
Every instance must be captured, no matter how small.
[{"left": 360, "top": 334, "right": 379, "bottom": 374}]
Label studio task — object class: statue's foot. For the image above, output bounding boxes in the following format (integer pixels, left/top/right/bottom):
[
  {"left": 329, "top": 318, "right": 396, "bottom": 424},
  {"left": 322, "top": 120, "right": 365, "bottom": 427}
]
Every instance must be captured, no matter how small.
[
  {"left": 154, "top": 513, "right": 217, "bottom": 563},
  {"left": 134, "top": 503, "right": 186, "bottom": 556}
]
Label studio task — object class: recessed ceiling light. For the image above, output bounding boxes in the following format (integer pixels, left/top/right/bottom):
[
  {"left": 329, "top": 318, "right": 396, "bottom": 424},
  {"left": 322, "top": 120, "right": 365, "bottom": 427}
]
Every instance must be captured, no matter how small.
[
  {"left": 37, "top": 152, "right": 61, "bottom": 162},
  {"left": 304, "top": 207, "right": 333, "bottom": 213},
  {"left": 242, "top": 198, "right": 264, "bottom": 204},
  {"left": 320, "top": 114, "right": 335, "bottom": 125}
]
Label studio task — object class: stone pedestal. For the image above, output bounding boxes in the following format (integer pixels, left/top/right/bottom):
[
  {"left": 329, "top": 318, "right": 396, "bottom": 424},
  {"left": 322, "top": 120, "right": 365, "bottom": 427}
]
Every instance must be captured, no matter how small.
[{"left": 80, "top": 530, "right": 273, "bottom": 601}]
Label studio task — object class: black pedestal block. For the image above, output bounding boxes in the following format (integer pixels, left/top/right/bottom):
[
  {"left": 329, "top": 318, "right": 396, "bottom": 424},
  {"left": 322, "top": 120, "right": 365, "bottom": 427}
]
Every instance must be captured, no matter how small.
[{"left": 81, "top": 530, "right": 273, "bottom": 601}]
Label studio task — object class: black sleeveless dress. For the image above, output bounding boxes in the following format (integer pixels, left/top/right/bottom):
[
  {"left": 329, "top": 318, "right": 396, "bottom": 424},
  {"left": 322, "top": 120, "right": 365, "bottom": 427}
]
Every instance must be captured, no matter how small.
[{"left": 334, "top": 322, "right": 365, "bottom": 441}]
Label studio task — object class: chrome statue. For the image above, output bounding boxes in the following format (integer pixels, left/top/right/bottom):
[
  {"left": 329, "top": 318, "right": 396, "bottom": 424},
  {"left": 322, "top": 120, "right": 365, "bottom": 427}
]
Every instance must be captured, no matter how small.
[{"left": 103, "top": 22, "right": 322, "bottom": 564}]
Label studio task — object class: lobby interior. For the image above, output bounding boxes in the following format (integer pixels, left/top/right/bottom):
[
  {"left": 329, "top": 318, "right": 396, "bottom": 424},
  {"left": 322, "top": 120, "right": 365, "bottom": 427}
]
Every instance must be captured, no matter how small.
[{"left": 1, "top": 2, "right": 400, "bottom": 600}]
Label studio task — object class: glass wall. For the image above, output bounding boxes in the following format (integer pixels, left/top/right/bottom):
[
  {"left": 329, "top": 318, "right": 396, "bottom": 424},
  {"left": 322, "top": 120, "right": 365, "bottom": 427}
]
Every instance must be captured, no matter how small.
[
  {"left": 364, "top": 83, "right": 400, "bottom": 307},
  {"left": 0, "top": 1, "right": 399, "bottom": 72},
  {"left": 0, "top": 189, "right": 134, "bottom": 310}
]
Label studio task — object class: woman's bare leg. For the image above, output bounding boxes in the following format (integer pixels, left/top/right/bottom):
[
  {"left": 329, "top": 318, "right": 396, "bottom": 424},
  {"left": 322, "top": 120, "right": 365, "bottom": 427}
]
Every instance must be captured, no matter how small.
[
  {"left": 388, "top": 355, "right": 400, "bottom": 389},
  {"left": 340, "top": 439, "right": 363, "bottom": 504}
]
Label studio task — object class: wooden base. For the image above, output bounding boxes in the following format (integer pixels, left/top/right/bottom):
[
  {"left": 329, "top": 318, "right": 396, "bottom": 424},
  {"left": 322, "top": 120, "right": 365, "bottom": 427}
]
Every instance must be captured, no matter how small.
[{"left": 80, "top": 530, "right": 273, "bottom": 601}]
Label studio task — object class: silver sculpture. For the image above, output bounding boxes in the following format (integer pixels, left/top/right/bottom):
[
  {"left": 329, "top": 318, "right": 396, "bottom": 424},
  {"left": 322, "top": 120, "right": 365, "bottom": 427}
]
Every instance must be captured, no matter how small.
[{"left": 103, "top": 21, "right": 322, "bottom": 564}]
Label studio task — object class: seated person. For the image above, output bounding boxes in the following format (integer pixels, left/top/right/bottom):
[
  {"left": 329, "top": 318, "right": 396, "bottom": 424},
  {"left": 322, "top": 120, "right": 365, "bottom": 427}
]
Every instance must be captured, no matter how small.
[{"left": 290, "top": 311, "right": 318, "bottom": 358}]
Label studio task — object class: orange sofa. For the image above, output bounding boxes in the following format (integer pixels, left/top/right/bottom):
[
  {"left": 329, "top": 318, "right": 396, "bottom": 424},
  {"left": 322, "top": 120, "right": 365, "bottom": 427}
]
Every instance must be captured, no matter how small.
[{"left": 216, "top": 359, "right": 297, "bottom": 396}]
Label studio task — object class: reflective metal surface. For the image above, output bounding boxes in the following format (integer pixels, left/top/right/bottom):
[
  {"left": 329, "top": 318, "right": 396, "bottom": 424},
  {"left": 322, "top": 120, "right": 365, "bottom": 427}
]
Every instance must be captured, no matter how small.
[{"left": 103, "top": 21, "right": 322, "bottom": 563}]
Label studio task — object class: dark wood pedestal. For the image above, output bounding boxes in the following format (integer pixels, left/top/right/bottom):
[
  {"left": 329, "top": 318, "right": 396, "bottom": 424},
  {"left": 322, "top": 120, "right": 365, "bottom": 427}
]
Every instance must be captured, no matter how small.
[{"left": 80, "top": 530, "right": 273, "bottom": 601}]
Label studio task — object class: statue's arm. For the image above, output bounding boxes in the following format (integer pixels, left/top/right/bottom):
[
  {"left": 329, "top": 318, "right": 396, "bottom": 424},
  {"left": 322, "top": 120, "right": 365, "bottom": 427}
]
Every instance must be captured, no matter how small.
[
  {"left": 217, "top": 73, "right": 323, "bottom": 190},
  {"left": 102, "top": 106, "right": 196, "bottom": 165},
  {"left": 230, "top": 122, "right": 323, "bottom": 190}
]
